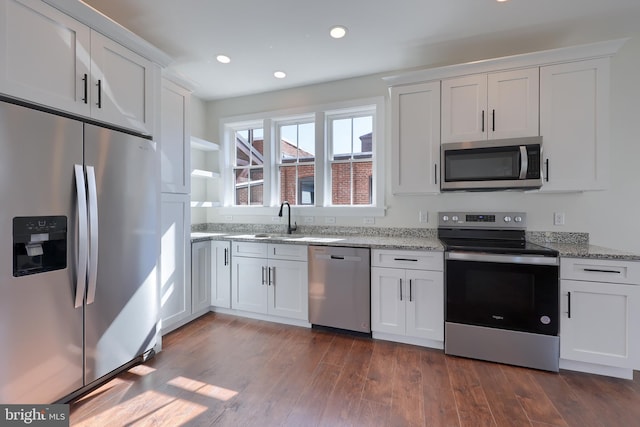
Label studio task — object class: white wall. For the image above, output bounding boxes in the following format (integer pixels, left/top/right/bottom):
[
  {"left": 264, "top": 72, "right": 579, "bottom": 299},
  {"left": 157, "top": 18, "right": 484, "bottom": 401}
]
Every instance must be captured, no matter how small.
[{"left": 197, "top": 36, "right": 640, "bottom": 254}]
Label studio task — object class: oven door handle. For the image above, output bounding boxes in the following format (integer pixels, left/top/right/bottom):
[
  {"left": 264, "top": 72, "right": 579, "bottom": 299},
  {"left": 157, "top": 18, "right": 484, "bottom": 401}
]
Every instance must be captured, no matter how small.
[
  {"left": 519, "top": 145, "right": 528, "bottom": 180},
  {"left": 446, "top": 251, "right": 558, "bottom": 266}
]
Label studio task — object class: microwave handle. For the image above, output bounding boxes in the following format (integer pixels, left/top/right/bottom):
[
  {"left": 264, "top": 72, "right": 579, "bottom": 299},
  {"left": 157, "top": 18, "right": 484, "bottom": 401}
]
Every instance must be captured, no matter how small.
[{"left": 519, "top": 146, "right": 528, "bottom": 179}]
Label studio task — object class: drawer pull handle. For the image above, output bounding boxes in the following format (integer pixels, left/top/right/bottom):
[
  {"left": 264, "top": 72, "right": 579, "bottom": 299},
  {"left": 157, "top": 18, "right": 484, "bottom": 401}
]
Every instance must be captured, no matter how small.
[
  {"left": 582, "top": 268, "right": 621, "bottom": 274},
  {"left": 394, "top": 258, "right": 418, "bottom": 262}
]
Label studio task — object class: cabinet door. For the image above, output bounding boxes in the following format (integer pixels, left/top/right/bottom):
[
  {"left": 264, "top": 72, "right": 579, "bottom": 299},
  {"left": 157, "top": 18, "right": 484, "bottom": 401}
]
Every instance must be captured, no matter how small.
[
  {"left": 540, "top": 58, "right": 610, "bottom": 192},
  {"left": 231, "top": 256, "right": 268, "bottom": 314},
  {"left": 191, "top": 241, "right": 212, "bottom": 315},
  {"left": 161, "top": 78, "right": 190, "bottom": 194},
  {"left": 441, "top": 74, "right": 487, "bottom": 143},
  {"left": 487, "top": 68, "right": 539, "bottom": 139},
  {"left": 405, "top": 270, "right": 444, "bottom": 341},
  {"left": 0, "top": 0, "right": 91, "bottom": 116},
  {"left": 160, "top": 194, "right": 191, "bottom": 333},
  {"left": 267, "top": 259, "right": 308, "bottom": 320},
  {"left": 371, "top": 267, "right": 406, "bottom": 335},
  {"left": 561, "top": 280, "right": 640, "bottom": 369},
  {"left": 391, "top": 82, "right": 441, "bottom": 194},
  {"left": 90, "top": 30, "right": 154, "bottom": 135},
  {"left": 211, "top": 241, "right": 231, "bottom": 308}
]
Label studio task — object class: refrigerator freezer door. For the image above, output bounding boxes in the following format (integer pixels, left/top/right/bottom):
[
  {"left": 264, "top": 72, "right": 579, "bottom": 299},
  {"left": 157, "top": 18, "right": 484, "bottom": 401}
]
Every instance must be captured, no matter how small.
[
  {"left": 83, "top": 124, "right": 158, "bottom": 384},
  {"left": 0, "top": 101, "right": 84, "bottom": 403}
]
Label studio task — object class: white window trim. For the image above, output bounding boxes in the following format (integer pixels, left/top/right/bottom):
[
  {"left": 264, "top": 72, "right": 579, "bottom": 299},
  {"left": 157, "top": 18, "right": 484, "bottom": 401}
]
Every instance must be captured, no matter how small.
[{"left": 219, "top": 96, "right": 386, "bottom": 217}]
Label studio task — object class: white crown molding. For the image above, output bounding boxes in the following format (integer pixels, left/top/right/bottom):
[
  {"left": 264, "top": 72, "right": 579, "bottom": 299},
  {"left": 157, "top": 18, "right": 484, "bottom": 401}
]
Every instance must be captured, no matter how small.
[
  {"left": 383, "top": 38, "right": 629, "bottom": 87},
  {"left": 42, "top": 0, "right": 173, "bottom": 67}
]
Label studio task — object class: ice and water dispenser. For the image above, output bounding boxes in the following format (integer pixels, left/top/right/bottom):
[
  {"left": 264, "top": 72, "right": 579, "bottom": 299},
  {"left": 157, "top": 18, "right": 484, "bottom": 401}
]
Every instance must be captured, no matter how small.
[{"left": 13, "top": 216, "right": 67, "bottom": 277}]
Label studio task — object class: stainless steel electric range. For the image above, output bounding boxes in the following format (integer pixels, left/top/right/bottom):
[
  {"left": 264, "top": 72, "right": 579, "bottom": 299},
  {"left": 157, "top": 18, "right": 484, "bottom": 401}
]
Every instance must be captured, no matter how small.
[{"left": 438, "top": 211, "right": 560, "bottom": 372}]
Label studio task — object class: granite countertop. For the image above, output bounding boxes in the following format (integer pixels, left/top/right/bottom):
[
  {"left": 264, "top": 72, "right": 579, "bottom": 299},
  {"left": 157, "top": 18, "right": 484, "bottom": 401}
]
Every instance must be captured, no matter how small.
[
  {"left": 191, "top": 231, "right": 443, "bottom": 251},
  {"left": 537, "top": 242, "right": 640, "bottom": 261},
  {"left": 191, "top": 225, "right": 640, "bottom": 261}
]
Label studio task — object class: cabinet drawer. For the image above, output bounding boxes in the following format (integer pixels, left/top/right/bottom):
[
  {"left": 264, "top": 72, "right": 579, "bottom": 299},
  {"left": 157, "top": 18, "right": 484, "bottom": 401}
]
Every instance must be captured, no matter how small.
[
  {"left": 232, "top": 241, "right": 268, "bottom": 258},
  {"left": 372, "top": 249, "right": 443, "bottom": 271},
  {"left": 269, "top": 244, "right": 308, "bottom": 261},
  {"left": 561, "top": 258, "right": 640, "bottom": 285}
]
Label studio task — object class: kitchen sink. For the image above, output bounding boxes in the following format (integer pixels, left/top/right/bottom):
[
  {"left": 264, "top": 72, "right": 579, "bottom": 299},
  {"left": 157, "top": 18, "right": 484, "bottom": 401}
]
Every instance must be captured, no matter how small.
[
  {"left": 282, "top": 236, "right": 345, "bottom": 243},
  {"left": 231, "top": 234, "right": 344, "bottom": 243}
]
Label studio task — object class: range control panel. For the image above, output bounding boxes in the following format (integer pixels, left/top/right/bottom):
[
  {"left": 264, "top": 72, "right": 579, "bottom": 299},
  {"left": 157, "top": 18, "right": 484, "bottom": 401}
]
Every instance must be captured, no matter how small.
[{"left": 438, "top": 211, "right": 527, "bottom": 229}]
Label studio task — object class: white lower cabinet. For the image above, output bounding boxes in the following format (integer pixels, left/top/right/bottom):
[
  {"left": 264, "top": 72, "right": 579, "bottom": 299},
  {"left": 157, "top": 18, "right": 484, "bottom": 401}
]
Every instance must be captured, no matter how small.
[
  {"left": 191, "top": 240, "right": 212, "bottom": 315},
  {"left": 371, "top": 249, "right": 444, "bottom": 348},
  {"left": 210, "top": 241, "right": 231, "bottom": 309},
  {"left": 560, "top": 257, "right": 640, "bottom": 379},
  {"left": 231, "top": 242, "right": 308, "bottom": 323}
]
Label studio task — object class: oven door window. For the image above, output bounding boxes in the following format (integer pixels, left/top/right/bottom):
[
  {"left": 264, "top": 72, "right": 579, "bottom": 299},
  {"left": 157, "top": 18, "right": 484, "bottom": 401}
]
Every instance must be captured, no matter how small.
[
  {"left": 446, "top": 259, "right": 558, "bottom": 335},
  {"left": 444, "top": 146, "right": 521, "bottom": 182}
]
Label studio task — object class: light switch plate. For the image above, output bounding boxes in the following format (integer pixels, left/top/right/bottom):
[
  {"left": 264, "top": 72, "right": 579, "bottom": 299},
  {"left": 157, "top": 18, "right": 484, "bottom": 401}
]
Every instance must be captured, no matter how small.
[
  {"left": 554, "top": 212, "right": 565, "bottom": 226},
  {"left": 325, "top": 217, "right": 336, "bottom": 224}
]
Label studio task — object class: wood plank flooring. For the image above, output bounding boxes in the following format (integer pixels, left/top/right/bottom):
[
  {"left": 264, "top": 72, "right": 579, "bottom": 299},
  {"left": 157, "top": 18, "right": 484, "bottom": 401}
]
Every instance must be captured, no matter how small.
[{"left": 70, "top": 313, "right": 640, "bottom": 426}]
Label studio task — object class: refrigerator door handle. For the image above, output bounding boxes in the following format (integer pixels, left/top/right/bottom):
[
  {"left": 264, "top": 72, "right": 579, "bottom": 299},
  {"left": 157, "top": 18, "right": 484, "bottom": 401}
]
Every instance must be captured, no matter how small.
[
  {"left": 74, "top": 165, "right": 88, "bottom": 308},
  {"left": 86, "top": 166, "right": 99, "bottom": 305}
]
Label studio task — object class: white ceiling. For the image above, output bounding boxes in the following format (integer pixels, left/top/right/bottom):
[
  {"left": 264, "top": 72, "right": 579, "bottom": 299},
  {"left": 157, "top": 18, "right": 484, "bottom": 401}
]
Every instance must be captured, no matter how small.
[{"left": 81, "top": 0, "right": 640, "bottom": 101}]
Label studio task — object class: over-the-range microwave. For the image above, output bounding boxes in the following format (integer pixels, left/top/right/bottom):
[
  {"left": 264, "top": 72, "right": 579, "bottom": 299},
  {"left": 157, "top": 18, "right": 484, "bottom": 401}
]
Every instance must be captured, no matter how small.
[{"left": 440, "top": 136, "right": 543, "bottom": 191}]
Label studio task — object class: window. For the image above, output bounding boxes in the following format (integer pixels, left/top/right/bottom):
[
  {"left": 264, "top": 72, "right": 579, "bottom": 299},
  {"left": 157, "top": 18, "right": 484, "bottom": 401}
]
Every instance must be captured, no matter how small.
[
  {"left": 233, "top": 127, "right": 264, "bottom": 205},
  {"left": 329, "top": 114, "right": 373, "bottom": 205},
  {"left": 278, "top": 121, "right": 315, "bottom": 205},
  {"left": 222, "top": 97, "right": 384, "bottom": 215}
]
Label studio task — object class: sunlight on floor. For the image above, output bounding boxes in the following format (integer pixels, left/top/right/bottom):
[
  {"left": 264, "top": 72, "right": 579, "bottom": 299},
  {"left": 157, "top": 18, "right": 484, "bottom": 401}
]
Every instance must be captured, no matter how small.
[
  {"left": 168, "top": 376, "right": 239, "bottom": 401},
  {"left": 74, "top": 390, "right": 208, "bottom": 426},
  {"left": 128, "top": 365, "right": 157, "bottom": 376}
]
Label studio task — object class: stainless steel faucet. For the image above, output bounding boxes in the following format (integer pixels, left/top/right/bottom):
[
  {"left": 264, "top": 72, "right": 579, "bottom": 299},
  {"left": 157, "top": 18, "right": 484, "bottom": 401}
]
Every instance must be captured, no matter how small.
[{"left": 278, "top": 201, "right": 297, "bottom": 234}]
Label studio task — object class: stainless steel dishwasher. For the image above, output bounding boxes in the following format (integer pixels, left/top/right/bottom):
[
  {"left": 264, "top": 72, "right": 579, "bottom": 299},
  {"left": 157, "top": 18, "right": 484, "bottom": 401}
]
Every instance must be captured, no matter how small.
[{"left": 308, "top": 246, "right": 371, "bottom": 334}]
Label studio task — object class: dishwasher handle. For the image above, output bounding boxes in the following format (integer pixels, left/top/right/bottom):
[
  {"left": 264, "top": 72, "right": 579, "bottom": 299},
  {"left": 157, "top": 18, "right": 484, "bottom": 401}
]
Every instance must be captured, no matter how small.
[{"left": 316, "top": 254, "right": 363, "bottom": 262}]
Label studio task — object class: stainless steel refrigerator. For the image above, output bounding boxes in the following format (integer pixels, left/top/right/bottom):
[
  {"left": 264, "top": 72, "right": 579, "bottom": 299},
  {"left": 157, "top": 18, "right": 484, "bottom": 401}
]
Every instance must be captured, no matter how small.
[{"left": 0, "top": 99, "right": 158, "bottom": 404}]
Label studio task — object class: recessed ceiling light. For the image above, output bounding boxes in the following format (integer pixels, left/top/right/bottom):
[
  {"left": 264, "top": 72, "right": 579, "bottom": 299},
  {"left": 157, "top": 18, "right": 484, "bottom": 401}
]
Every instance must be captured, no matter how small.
[
  {"left": 330, "top": 25, "right": 348, "bottom": 39},
  {"left": 216, "top": 54, "right": 231, "bottom": 64},
  {"left": 274, "top": 71, "right": 287, "bottom": 79},
  {"left": 496, "top": 0, "right": 510, "bottom": 2}
]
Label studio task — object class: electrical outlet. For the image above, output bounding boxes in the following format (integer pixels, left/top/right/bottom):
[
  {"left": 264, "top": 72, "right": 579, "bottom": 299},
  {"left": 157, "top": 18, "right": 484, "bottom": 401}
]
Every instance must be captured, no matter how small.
[
  {"left": 419, "top": 211, "right": 428, "bottom": 223},
  {"left": 554, "top": 212, "right": 565, "bottom": 226},
  {"left": 363, "top": 217, "right": 375, "bottom": 225},
  {"left": 224, "top": 215, "right": 233, "bottom": 222},
  {"left": 325, "top": 216, "right": 336, "bottom": 224},
  {"left": 304, "top": 216, "right": 314, "bottom": 224},
  {"left": 271, "top": 216, "right": 282, "bottom": 223}
]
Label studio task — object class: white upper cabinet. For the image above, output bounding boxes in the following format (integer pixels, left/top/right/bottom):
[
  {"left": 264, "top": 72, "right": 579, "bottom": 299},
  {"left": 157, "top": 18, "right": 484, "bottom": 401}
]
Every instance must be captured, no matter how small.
[
  {"left": 441, "top": 68, "right": 539, "bottom": 143},
  {"left": 390, "top": 81, "right": 441, "bottom": 194},
  {"left": 89, "top": 31, "right": 154, "bottom": 135},
  {"left": 540, "top": 58, "right": 610, "bottom": 192},
  {"left": 160, "top": 78, "right": 191, "bottom": 194},
  {"left": 0, "top": 0, "right": 158, "bottom": 135},
  {"left": 0, "top": 0, "right": 91, "bottom": 116}
]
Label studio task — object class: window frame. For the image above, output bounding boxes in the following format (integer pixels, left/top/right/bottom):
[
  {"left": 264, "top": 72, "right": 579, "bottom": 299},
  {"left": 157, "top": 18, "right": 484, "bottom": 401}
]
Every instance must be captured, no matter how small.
[{"left": 219, "top": 97, "right": 385, "bottom": 217}]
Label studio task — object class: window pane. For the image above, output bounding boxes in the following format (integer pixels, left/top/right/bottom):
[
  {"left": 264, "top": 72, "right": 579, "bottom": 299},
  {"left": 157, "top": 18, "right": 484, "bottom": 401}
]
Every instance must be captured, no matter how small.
[
  {"left": 353, "top": 116, "right": 373, "bottom": 155},
  {"left": 235, "top": 132, "right": 249, "bottom": 167},
  {"left": 299, "top": 175, "right": 315, "bottom": 205},
  {"left": 332, "top": 118, "right": 352, "bottom": 159},
  {"left": 235, "top": 187, "right": 248, "bottom": 206},
  {"left": 250, "top": 128, "right": 264, "bottom": 166},
  {"left": 298, "top": 122, "right": 315, "bottom": 158},
  {"left": 279, "top": 165, "right": 297, "bottom": 204},
  {"left": 353, "top": 161, "right": 373, "bottom": 205},
  {"left": 331, "top": 162, "right": 352, "bottom": 205}
]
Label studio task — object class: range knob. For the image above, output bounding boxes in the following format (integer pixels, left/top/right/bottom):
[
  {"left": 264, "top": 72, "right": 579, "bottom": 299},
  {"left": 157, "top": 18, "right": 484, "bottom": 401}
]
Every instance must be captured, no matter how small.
[
  {"left": 452, "top": 215, "right": 459, "bottom": 222},
  {"left": 442, "top": 215, "right": 449, "bottom": 222},
  {"left": 503, "top": 216, "right": 512, "bottom": 223},
  {"left": 514, "top": 216, "right": 523, "bottom": 223}
]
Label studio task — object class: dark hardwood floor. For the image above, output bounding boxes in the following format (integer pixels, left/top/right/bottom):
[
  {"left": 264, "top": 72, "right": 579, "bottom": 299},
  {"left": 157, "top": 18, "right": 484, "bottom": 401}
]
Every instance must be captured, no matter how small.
[{"left": 70, "top": 313, "right": 640, "bottom": 426}]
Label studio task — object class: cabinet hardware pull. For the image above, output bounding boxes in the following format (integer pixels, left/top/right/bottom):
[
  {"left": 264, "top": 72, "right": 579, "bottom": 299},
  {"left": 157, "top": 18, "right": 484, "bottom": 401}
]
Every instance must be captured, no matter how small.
[
  {"left": 409, "top": 279, "right": 413, "bottom": 302},
  {"left": 96, "top": 79, "right": 102, "bottom": 108},
  {"left": 481, "top": 110, "right": 485, "bottom": 132},
  {"left": 331, "top": 255, "right": 345, "bottom": 260},
  {"left": 269, "top": 267, "right": 274, "bottom": 286},
  {"left": 399, "top": 279, "right": 403, "bottom": 301},
  {"left": 567, "top": 291, "right": 571, "bottom": 318},
  {"left": 583, "top": 268, "right": 621, "bottom": 274},
  {"left": 261, "top": 266, "right": 266, "bottom": 285},
  {"left": 545, "top": 159, "right": 549, "bottom": 182},
  {"left": 394, "top": 258, "right": 418, "bottom": 262},
  {"left": 224, "top": 248, "right": 228, "bottom": 266},
  {"left": 82, "top": 74, "right": 88, "bottom": 104},
  {"left": 492, "top": 109, "right": 495, "bottom": 131},
  {"left": 434, "top": 164, "right": 438, "bottom": 185}
]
